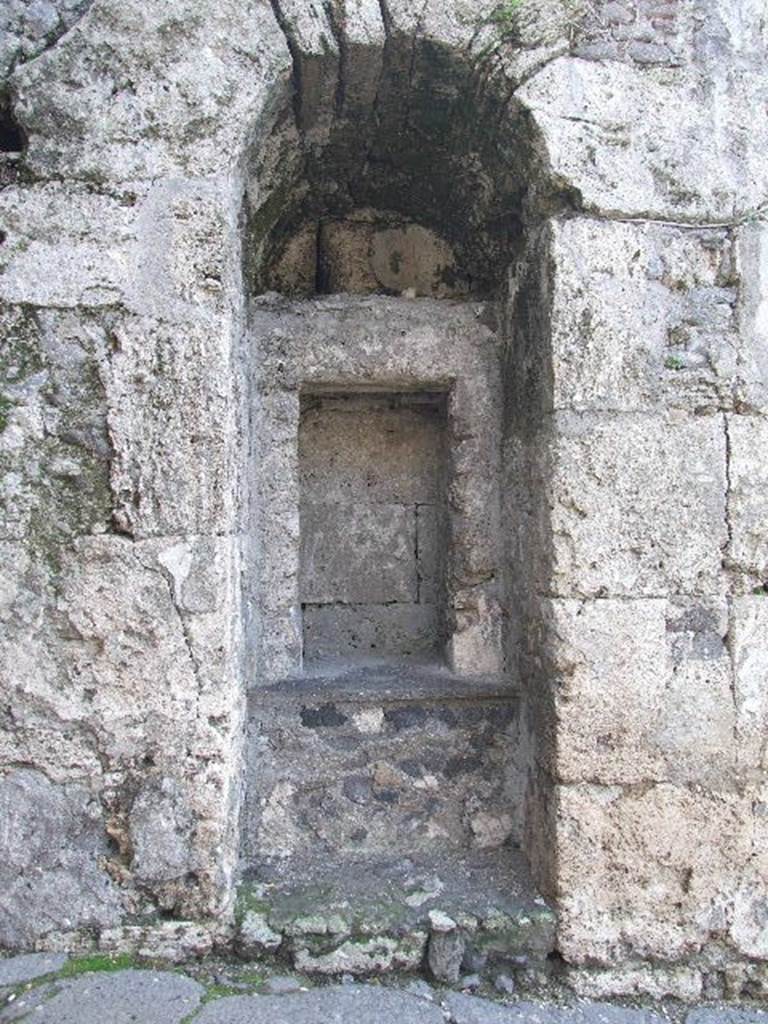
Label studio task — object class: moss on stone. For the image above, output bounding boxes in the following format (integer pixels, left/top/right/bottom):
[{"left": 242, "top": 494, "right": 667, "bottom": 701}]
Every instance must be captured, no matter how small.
[
  {"left": 59, "top": 953, "right": 138, "bottom": 977},
  {"left": 0, "top": 393, "right": 15, "bottom": 432}
]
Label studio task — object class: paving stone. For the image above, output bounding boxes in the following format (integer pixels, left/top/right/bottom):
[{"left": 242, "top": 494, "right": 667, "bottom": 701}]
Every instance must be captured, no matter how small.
[
  {"left": 443, "top": 992, "right": 668, "bottom": 1024},
  {"left": 192, "top": 984, "right": 445, "bottom": 1023},
  {"left": 0, "top": 969, "right": 203, "bottom": 1023},
  {"left": 686, "top": 1011, "right": 768, "bottom": 1024},
  {"left": 0, "top": 953, "right": 68, "bottom": 988}
]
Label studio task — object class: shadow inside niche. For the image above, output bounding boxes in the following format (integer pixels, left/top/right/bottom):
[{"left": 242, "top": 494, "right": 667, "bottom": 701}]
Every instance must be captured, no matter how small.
[{"left": 0, "top": 95, "right": 26, "bottom": 153}]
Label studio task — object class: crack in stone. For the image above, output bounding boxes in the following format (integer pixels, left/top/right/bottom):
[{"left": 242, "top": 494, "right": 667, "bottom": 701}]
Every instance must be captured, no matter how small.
[
  {"left": 722, "top": 411, "right": 740, "bottom": 752},
  {"left": 323, "top": 0, "right": 347, "bottom": 119},
  {"left": 268, "top": 0, "right": 306, "bottom": 132}
]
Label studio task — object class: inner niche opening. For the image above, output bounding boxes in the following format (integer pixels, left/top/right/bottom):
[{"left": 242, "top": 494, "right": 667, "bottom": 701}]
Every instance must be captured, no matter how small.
[{"left": 299, "top": 389, "right": 448, "bottom": 668}]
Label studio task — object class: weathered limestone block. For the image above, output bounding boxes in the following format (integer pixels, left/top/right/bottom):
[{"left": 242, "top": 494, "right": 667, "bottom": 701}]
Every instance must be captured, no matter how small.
[
  {"left": 727, "top": 414, "right": 768, "bottom": 586},
  {"left": 298, "top": 394, "right": 443, "bottom": 505},
  {"left": 542, "top": 597, "right": 734, "bottom": 786},
  {"left": 0, "top": 769, "right": 123, "bottom": 948},
  {"left": 735, "top": 220, "right": 768, "bottom": 412},
  {"left": 300, "top": 504, "right": 416, "bottom": 604},
  {"left": 105, "top": 313, "right": 237, "bottom": 537},
  {"left": 556, "top": 783, "right": 753, "bottom": 965},
  {"left": 0, "top": 177, "right": 240, "bottom": 324},
  {"left": 1, "top": 532, "right": 241, "bottom": 927},
  {"left": 12, "top": 0, "right": 290, "bottom": 180},
  {"left": 566, "top": 964, "right": 704, "bottom": 1002},
  {"left": 658, "top": 597, "right": 735, "bottom": 785},
  {"left": 0, "top": 183, "right": 146, "bottom": 309},
  {"left": 541, "top": 412, "right": 726, "bottom": 598},
  {"left": 731, "top": 596, "right": 768, "bottom": 774},
  {"left": 0, "top": 307, "right": 112, "bottom": 547},
  {"left": 547, "top": 218, "right": 739, "bottom": 413},
  {"left": 0, "top": 0, "right": 95, "bottom": 80},
  {"left": 303, "top": 603, "right": 438, "bottom": 662},
  {"left": 518, "top": 56, "right": 768, "bottom": 220},
  {"left": 0, "top": 542, "right": 105, "bottom": 782},
  {"left": 129, "top": 776, "right": 196, "bottom": 886}
]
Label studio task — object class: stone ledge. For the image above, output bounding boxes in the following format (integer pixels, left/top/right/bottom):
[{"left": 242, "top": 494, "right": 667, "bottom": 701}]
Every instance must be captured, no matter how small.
[{"left": 250, "top": 663, "right": 520, "bottom": 706}]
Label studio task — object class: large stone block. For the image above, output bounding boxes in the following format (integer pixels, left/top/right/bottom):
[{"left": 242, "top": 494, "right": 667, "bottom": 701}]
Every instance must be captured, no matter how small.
[
  {"left": 302, "top": 603, "right": 438, "bottom": 663},
  {"left": 727, "top": 414, "right": 768, "bottom": 585},
  {"left": 105, "top": 313, "right": 237, "bottom": 537},
  {"left": 545, "top": 598, "right": 665, "bottom": 784},
  {"left": 298, "top": 394, "right": 444, "bottom": 505},
  {"left": 555, "top": 782, "right": 752, "bottom": 964},
  {"left": 543, "top": 597, "right": 734, "bottom": 786},
  {"left": 547, "top": 218, "right": 738, "bottom": 413},
  {"left": 543, "top": 412, "right": 727, "bottom": 598},
  {"left": 0, "top": 532, "right": 242, "bottom": 928},
  {"left": 0, "top": 177, "right": 240, "bottom": 324},
  {"left": 13, "top": 0, "right": 290, "bottom": 180},
  {"left": 300, "top": 503, "right": 417, "bottom": 605},
  {"left": 732, "top": 596, "right": 768, "bottom": 774},
  {"left": 0, "top": 183, "right": 145, "bottom": 310},
  {"left": 518, "top": 56, "right": 768, "bottom": 221},
  {"left": 0, "top": 769, "right": 123, "bottom": 948},
  {"left": 0, "top": 307, "right": 112, "bottom": 547}
]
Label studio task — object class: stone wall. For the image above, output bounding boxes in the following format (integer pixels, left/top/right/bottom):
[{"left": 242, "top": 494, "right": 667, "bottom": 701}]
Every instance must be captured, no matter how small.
[{"left": 1, "top": 0, "right": 767, "bottom": 999}]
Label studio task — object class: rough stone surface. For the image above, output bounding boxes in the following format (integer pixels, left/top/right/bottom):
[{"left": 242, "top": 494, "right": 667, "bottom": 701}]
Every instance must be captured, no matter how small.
[
  {"left": 0, "top": 770, "right": 122, "bottom": 948},
  {"left": 518, "top": 50, "right": 768, "bottom": 220},
  {"left": 555, "top": 783, "right": 754, "bottom": 965},
  {"left": 235, "top": 847, "right": 554, "bottom": 978},
  {"left": 0, "top": 0, "right": 94, "bottom": 80},
  {"left": 243, "top": 668, "right": 521, "bottom": 860},
  {"left": 428, "top": 927, "right": 465, "bottom": 984},
  {"left": 542, "top": 597, "right": 735, "bottom": 786},
  {"left": 237, "top": 911, "right": 282, "bottom": 956}
]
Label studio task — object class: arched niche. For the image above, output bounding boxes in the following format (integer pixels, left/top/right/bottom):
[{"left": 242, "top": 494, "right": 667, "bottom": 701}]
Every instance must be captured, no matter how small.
[{"left": 238, "top": 28, "right": 571, "bottom": 906}]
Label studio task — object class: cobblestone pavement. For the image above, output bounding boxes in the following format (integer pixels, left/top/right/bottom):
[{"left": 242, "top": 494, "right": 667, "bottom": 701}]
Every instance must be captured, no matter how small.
[{"left": 1, "top": 954, "right": 767, "bottom": 1023}]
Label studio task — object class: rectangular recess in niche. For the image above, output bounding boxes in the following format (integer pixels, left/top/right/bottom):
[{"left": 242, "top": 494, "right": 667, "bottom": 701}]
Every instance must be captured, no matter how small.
[{"left": 299, "top": 389, "right": 448, "bottom": 667}]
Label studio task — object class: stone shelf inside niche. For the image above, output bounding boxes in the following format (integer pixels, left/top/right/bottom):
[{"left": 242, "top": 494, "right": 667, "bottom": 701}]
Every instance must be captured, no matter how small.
[{"left": 253, "top": 659, "right": 520, "bottom": 707}]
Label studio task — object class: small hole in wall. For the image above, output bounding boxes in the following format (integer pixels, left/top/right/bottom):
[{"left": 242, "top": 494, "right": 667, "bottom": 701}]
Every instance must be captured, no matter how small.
[{"left": 0, "top": 97, "right": 25, "bottom": 153}]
